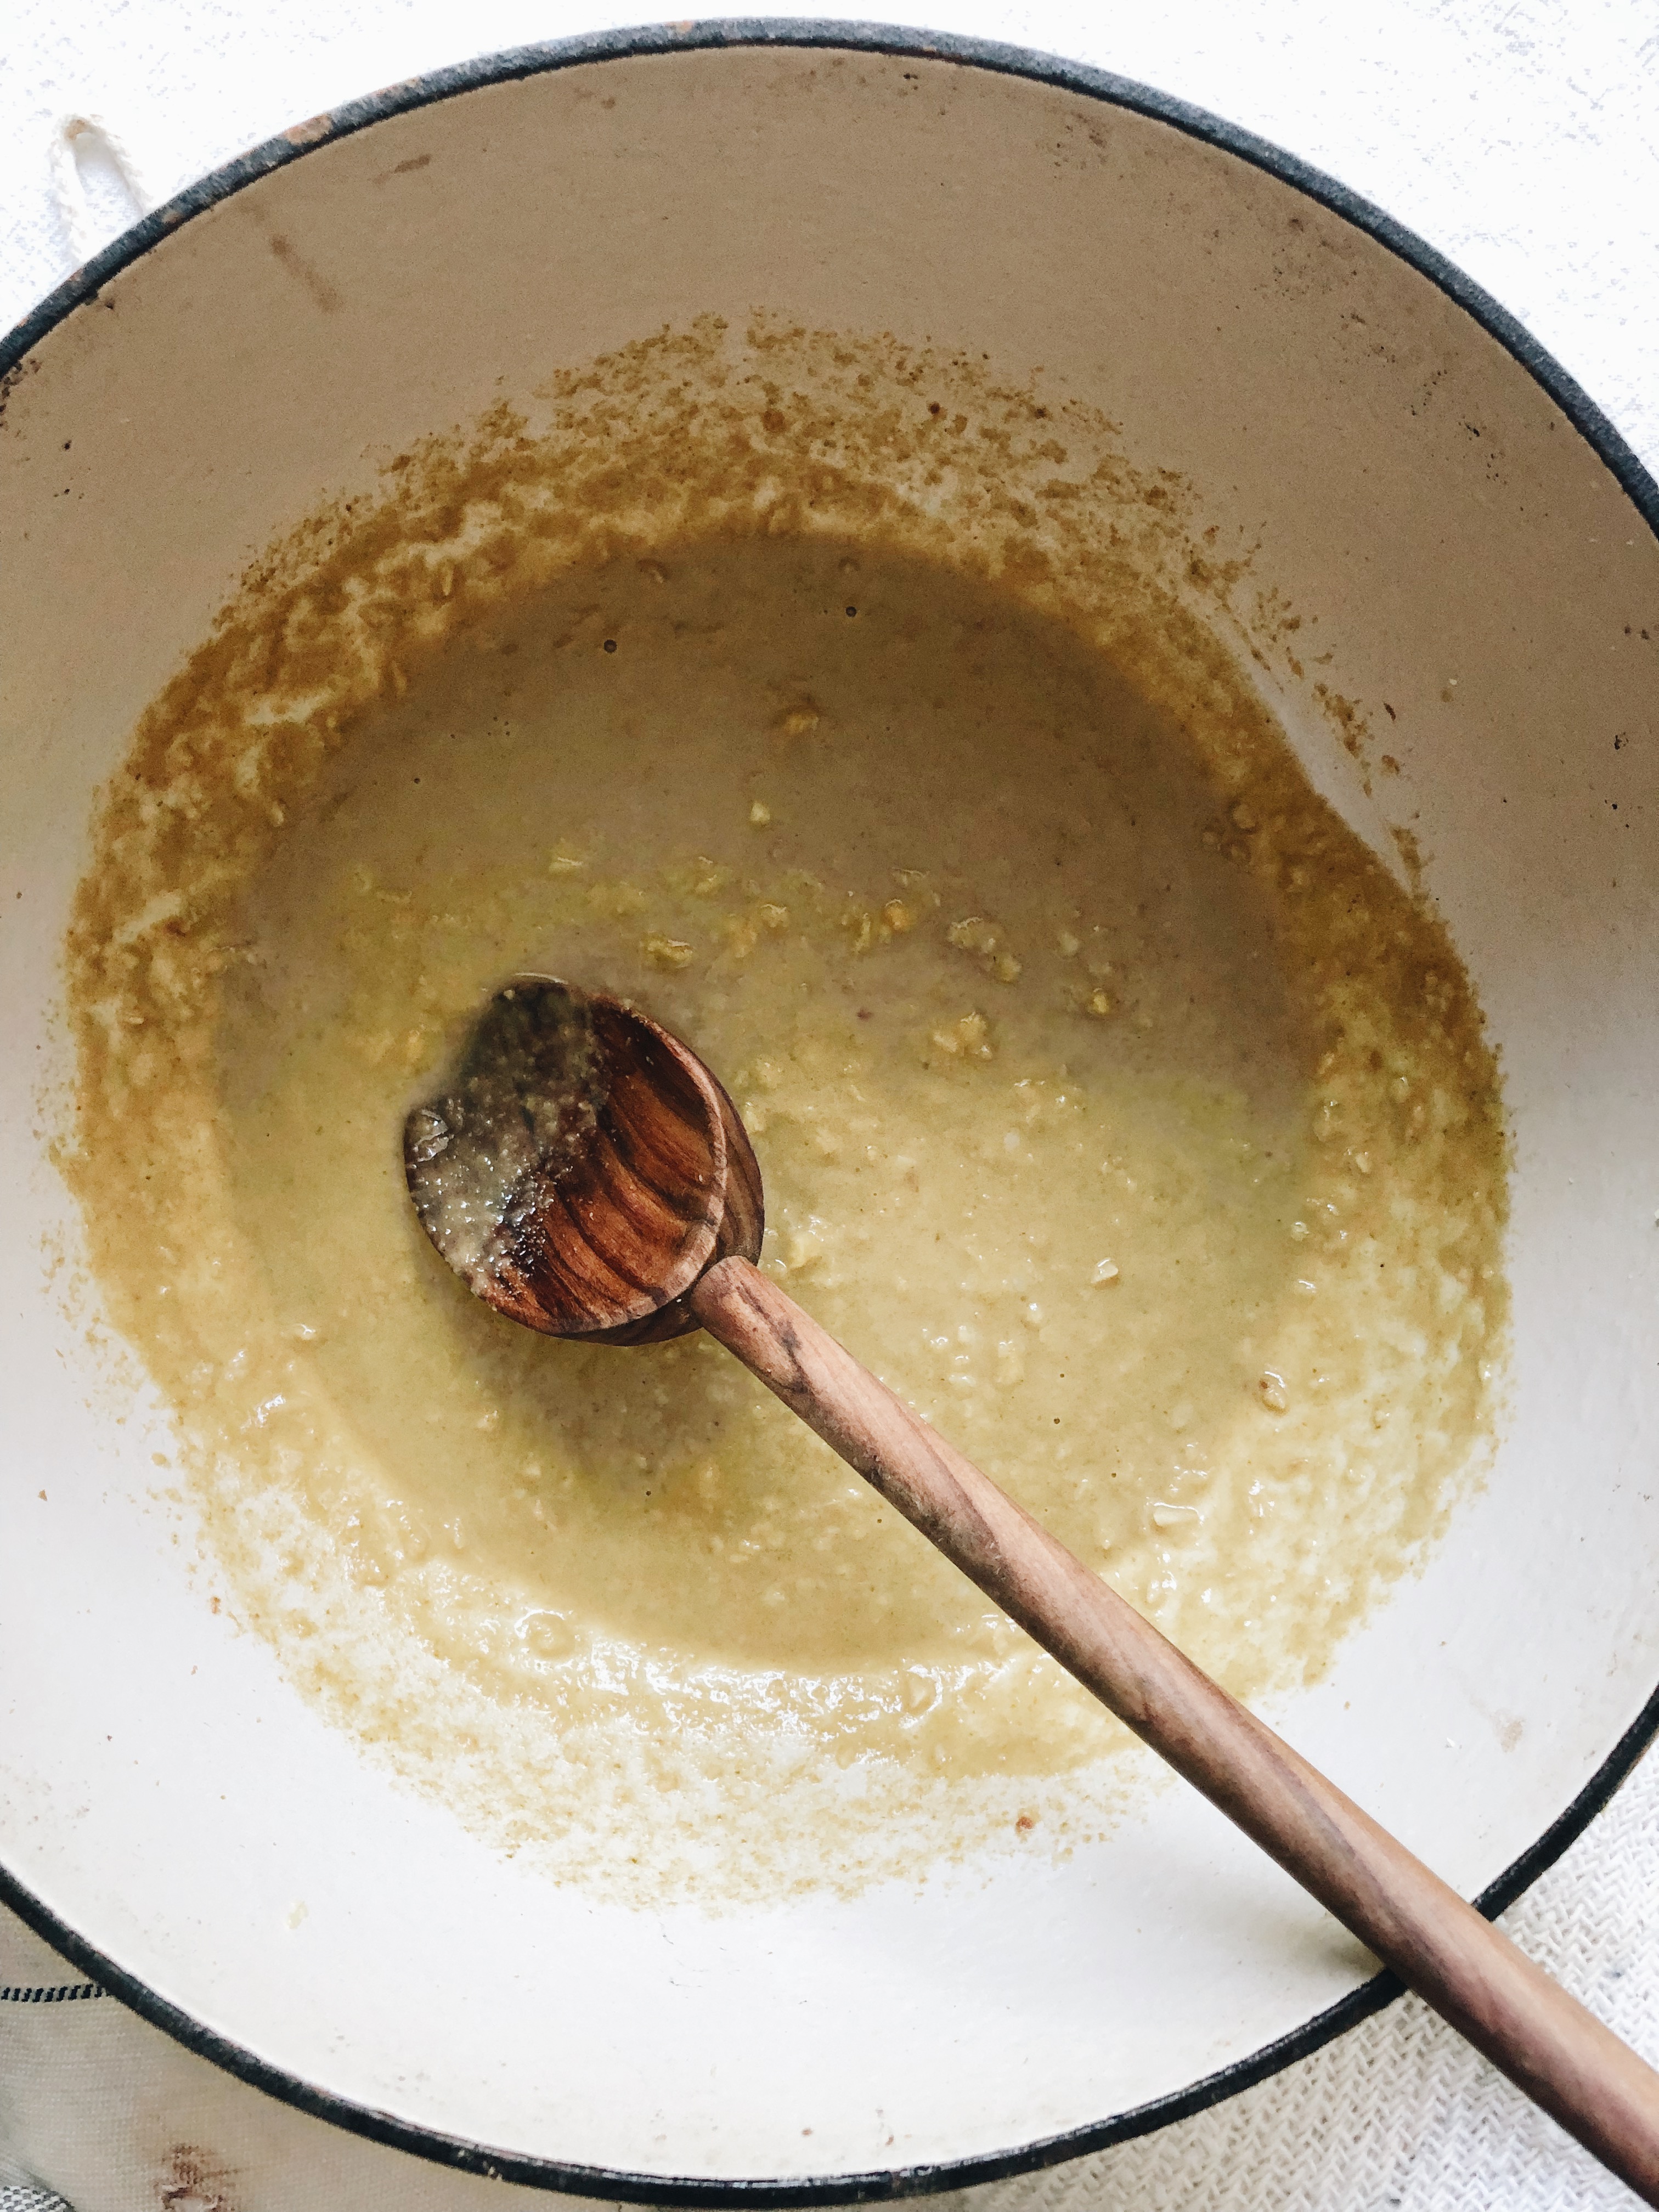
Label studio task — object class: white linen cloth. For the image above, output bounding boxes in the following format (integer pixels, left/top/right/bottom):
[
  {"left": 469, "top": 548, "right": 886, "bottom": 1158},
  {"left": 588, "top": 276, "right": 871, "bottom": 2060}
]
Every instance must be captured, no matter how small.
[{"left": 2, "top": 4, "right": 1655, "bottom": 2205}]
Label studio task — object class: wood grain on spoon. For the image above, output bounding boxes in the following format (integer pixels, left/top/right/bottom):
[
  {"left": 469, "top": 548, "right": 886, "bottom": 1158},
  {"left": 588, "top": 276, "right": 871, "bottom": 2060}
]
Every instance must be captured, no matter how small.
[{"left": 407, "top": 976, "right": 1659, "bottom": 2205}]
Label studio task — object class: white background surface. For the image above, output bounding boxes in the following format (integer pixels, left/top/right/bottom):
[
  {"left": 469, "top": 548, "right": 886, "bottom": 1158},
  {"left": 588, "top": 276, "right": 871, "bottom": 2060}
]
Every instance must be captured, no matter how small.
[{"left": 2, "top": 4, "right": 1657, "bottom": 2209}]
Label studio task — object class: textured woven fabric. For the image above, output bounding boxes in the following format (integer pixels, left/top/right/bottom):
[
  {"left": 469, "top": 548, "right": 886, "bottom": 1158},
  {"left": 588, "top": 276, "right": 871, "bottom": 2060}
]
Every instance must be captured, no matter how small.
[{"left": 2, "top": 3, "right": 1655, "bottom": 2207}]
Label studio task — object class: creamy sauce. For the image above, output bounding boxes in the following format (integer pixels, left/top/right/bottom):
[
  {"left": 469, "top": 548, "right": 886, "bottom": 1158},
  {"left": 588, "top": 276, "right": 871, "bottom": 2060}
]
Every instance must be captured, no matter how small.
[
  {"left": 63, "top": 323, "right": 1507, "bottom": 1900},
  {"left": 404, "top": 978, "right": 606, "bottom": 1299}
]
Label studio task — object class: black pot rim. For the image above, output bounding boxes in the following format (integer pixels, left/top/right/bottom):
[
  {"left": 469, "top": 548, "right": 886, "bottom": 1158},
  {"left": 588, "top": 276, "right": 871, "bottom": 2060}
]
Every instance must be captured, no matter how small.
[{"left": 4, "top": 20, "right": 1657, "bottom": 2204}]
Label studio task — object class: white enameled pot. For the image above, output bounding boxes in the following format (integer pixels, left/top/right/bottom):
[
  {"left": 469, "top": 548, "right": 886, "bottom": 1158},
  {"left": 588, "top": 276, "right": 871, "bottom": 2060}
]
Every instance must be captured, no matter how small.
[{"left": 2, "top": 25, "right": 1656, "bottom": 2202}]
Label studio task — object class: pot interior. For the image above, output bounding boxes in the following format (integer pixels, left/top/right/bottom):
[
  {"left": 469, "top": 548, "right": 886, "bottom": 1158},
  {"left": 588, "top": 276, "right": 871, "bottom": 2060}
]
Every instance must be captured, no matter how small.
[{"left": 1, "top": 35, "right": 1656, "bottom": 2193}]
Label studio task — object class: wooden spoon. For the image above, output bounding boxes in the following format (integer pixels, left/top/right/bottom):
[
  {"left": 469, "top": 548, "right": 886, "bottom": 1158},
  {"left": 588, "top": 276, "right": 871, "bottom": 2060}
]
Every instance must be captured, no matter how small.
[{"left": 406, "top": 973, "right": 1659, "bottom": 2202}]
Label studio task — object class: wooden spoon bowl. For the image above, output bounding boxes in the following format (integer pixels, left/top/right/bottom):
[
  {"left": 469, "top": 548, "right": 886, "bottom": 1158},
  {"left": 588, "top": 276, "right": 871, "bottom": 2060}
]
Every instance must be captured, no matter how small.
[{"left": 405, "top": 975, "right": 762, "bottom": 1342}]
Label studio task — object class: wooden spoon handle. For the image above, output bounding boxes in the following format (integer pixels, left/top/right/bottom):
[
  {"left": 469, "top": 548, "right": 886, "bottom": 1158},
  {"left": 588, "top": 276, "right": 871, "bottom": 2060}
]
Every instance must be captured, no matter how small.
[{"left": 689, "top": 1254, "right": 1659, "bottom": 2203}]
